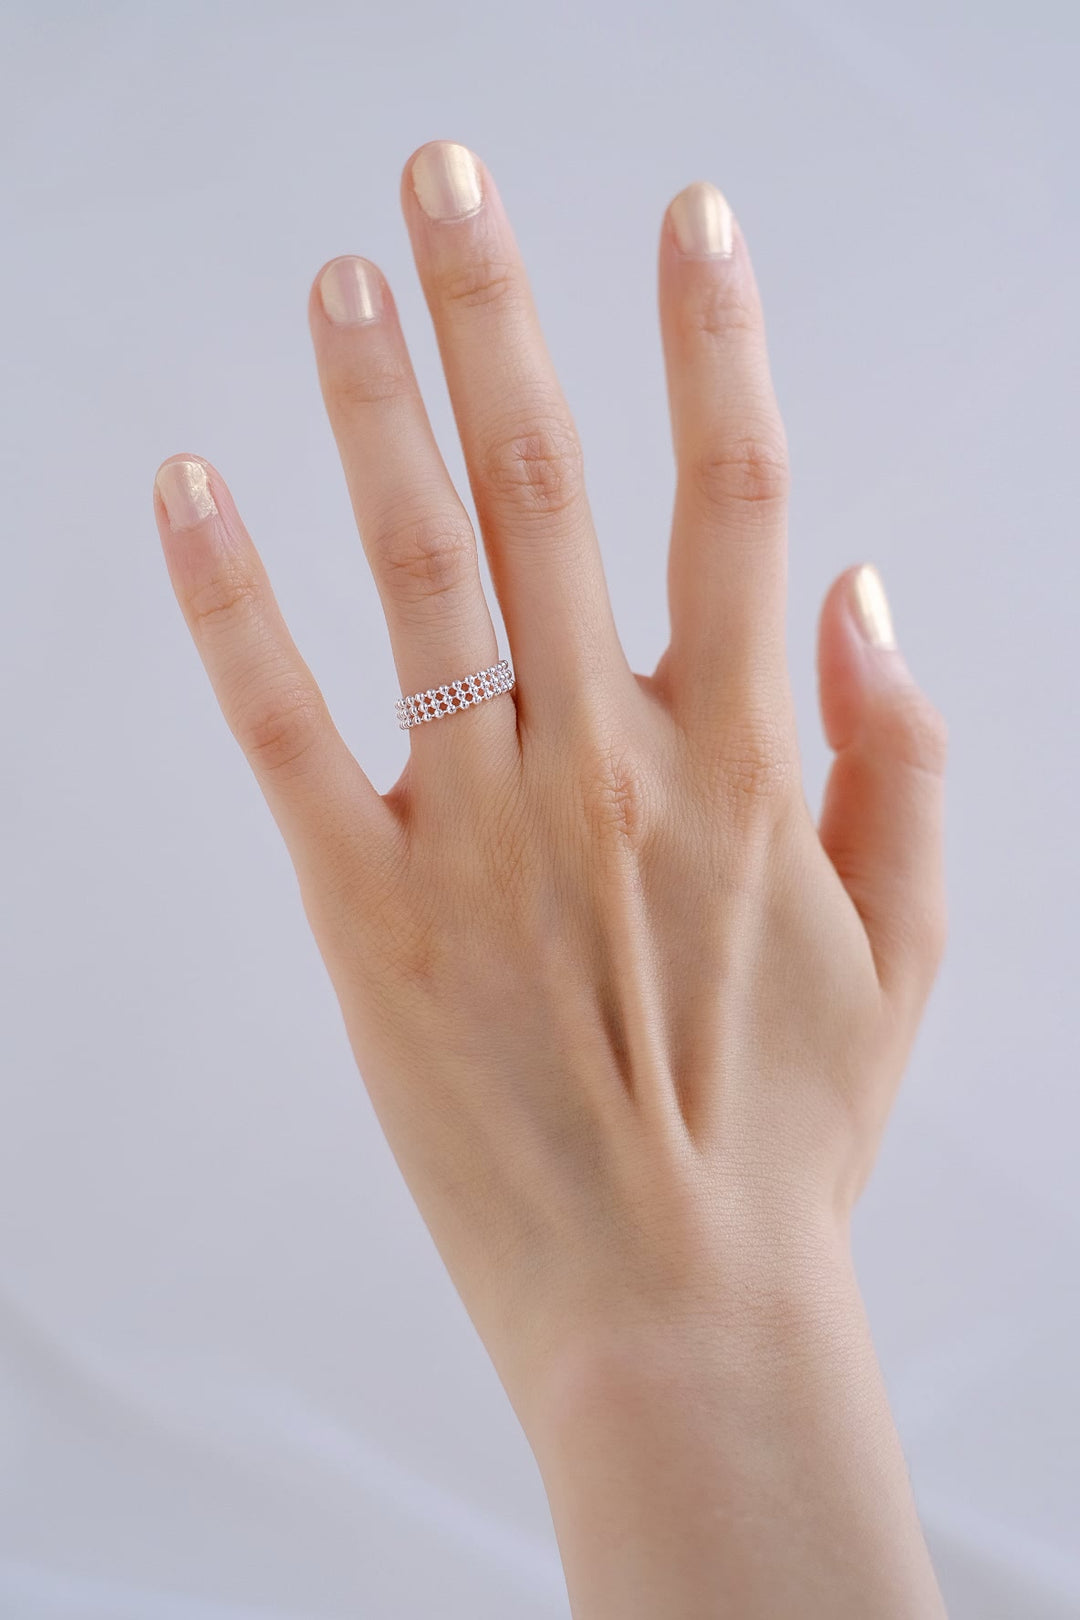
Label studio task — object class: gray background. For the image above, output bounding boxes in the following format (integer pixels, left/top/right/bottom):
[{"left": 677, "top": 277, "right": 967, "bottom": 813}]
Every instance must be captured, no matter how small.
[{"left": 2, "top": 3, "right": 1077, "bottom": 1616}]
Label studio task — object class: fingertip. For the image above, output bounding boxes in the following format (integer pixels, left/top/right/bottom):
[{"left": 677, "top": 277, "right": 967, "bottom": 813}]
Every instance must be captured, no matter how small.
[
  {"left": 403, "top": 139, "right": 486, "bottom": 224},
  {"left": 820, "top": 564, "right": 947, "bottom": 780},
  {"left": 849, "top": 563, "right": 898, "bottom": 651},
  {"left": 817, "top": 567, "right": 863, "bottom": 751},
  {"left": 817, "top": 565, "right": 910, "bottom": 750},
  {"left": 400, "top": 136, "right": 452, "bottom": 189},
  {"left": 311, "top": 255, "right": 386, "bottom": 330},
  {"left": 153, "top": 450, "right": 210, "bottom": 490},
  {"left": 153, "top": 454, "right": 218, "bottom": 534},
  {"left": 666, "top": 180, "right": 736, "bottom": 261}
]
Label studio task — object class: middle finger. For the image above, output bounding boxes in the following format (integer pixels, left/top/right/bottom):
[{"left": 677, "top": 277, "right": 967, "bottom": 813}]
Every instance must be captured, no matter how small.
[{"left": 401, "top": 140, "right": 631, "bottom": 725}]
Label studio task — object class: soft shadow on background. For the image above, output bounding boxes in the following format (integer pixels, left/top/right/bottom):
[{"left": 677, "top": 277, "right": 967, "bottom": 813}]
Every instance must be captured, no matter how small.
[{"left": 2, "top": 4, "right": 1077, "bottom": 1616}]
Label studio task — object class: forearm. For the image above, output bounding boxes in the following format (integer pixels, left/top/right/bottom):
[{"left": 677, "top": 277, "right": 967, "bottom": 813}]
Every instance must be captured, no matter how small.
[{"left": 527, "top": 1228, "right": 946, "bottom": 1620}]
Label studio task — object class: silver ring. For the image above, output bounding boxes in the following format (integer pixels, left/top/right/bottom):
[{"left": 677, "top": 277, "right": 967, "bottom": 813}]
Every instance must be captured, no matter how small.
[{"left": 395, "top": 659, "right": 515, "bottom": 730}]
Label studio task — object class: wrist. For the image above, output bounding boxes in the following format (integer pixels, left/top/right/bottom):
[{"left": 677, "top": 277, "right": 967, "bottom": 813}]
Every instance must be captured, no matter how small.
[
  {"left": 519, "top": 1221, "right": 944, "bottom": 1620},
  {"left": 523, "top": 1209, "right": 859, "bottom": 1466}
]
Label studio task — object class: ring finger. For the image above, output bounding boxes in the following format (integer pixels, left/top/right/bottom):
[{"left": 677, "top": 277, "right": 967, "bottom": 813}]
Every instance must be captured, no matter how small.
[{"left": 309, "top": 254, "right": 508, "bottom": 757}]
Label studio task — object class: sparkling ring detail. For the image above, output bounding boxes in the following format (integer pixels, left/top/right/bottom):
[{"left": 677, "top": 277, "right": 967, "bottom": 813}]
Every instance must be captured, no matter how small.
[{"left": 395, "top": 658, "right": 516, "bottom": 730}]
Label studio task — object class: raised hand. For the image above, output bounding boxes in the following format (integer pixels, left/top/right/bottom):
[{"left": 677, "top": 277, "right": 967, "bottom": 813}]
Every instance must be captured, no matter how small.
[{"left": 153, "top": 142, "right": 948, "bottom": 1619}]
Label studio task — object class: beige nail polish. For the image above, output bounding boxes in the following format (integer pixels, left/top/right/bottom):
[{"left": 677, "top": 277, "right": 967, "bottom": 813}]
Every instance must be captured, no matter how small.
[
  {"left": 852, "top": 563, "right": 898, "bottom": 649},
  {"left": 319, "top": 257, "right": 381, "bottom": 326},
  {"left": 156, "top": 459, "right": 217, "bottom": 532},
  {"left": 411, "top": 142, "right": 483, "bottom": 221},
  {"left": 670, "top": 181, "right": 734, "bottom": 259}
]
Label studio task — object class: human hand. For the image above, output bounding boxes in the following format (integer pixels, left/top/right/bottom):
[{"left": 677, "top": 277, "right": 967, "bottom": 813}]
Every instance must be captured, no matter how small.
[{"left": 153, "top": 141, "right": 948, "bottom": 1617}]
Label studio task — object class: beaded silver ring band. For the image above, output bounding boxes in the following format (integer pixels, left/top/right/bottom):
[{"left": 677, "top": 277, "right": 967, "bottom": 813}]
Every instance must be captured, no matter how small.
[{"left": 395, "top": 658, "right": 515, "bottom": 731}]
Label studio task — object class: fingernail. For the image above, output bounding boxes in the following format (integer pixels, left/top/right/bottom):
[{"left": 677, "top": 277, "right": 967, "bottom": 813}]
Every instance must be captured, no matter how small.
[
  {"left": 156, "top": 459, "right": 217, "bottom": 532},
  {"left": 670, "top": 181, "right": 734, "bottom": 259},
  {"left": 318, "top": 256, "right": 381, "bottom": 326},
  {"left": 411, "top": 142, "right": 483, "bottom": 222},
  {"left": 852, "top": 563, "right": 898, "bottom": 649}
]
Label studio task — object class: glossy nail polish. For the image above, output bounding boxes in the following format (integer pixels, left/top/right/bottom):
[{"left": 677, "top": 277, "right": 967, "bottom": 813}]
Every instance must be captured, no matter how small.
[
  {"left": 411, "top": 142, "right": 483, "bottom": 221},
  {"left": 670, "top": 181, "right": 735, "bottom": 259},
  {"left": 319, "top": 257, "right": 381, "bottom": 326},
  {"left": 156, "top": 460, "right": 217, "bottom": 532},
  {"left": 852, "top": 564, "right": 898, "bottom": 649}
]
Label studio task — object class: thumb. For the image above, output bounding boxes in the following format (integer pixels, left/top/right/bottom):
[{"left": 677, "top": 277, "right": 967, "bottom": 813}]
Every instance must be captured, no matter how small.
[{"left": 817, "top": 564, "right": 949, "bottom": 1012}]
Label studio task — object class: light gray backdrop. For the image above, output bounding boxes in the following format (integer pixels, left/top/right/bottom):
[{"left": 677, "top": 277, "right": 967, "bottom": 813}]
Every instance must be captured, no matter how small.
[{"left": 2, "top": 3, "right": 1077, "bottom": 1617}]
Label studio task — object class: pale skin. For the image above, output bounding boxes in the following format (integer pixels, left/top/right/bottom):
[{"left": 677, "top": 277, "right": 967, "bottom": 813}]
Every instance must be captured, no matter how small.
[{"left": 152, "top": 141, "right": 949, "bottom": 1617}]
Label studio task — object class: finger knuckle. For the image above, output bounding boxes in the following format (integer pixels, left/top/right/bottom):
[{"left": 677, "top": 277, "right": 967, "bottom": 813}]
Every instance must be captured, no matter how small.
[
  {"left": 684, "top": 281, "right": 762, "bottom": 345},
  {"left": 482, "top": 415, "right": 585, "bottom": 521},
  {"left": 889, "top": 896, "right": 950, "bottom": 995},
  {"left": 235, "top": 685, "right": 324, "bottom": 778},
  {"left": 375, "top": 509, "right": 477, "bottom": 607},
  {"left": 690, "top": 431, "right": 790, "bottom": 515},
  {"left": 436, "top": 255, "right": 517, "bottom": 311},
  {"left": 380, "top": 903, "right": 448, "bottom": 996},
  {"left": 328, "top": 359, "right": 416, "bottom": 413},
  {"left": 186, "top": 567, "right": 260, "bottom": 636},
  {"left": 573, "top": 732, "right": 650, "bottom": 853},
  {"left": 715, "top": 713, "right": 796, "bottom": 809},
  {"left": 883, "top": 688, "right": 949, "bottom": 778}
]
